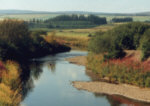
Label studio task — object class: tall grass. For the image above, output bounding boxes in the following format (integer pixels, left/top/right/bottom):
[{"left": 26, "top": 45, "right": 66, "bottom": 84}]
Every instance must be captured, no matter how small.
[
  {"left": 45, "top": 31, "right": 89, "bottom": 49},
  {"left": 87, "top": 53, "right": 150, "bottom": 87},
  {"left": 0, "top": 61, "right": 22, "bottom": 106}
]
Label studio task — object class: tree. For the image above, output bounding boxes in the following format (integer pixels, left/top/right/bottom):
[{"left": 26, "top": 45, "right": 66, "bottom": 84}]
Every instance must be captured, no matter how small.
[
  {"left": 0, "top": 19, "right": 32, "bottom": 60},
  {"left": 111, "top": 17, "right": 133, "bottom": 23}
]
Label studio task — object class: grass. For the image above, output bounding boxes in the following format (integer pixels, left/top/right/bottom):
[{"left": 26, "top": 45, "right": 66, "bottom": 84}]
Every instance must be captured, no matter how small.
[
  {"left": 87, "top": 50, "right": 150, "bottom": 87},
  {"left": 99, "top": 15, "right": 150, "bottom": 22},
  {"left": 0, "top": 61, "right": 22, "bottom": 106},
  {"left": 0, "top": 14, "right": 60, "bottom": 21},
  {"left": 1, "top": 14, "right": 150, "bottom": 22},
  {"left": 44, "top": 24, "right": 116, "bottom": 49},
  {"left": 45, "top": 31, "right": 89, "bottom": 50},
  {"left": 48, "top": 23, "right": 117, "bottom": 36},
  {"left": 0, "top": 14, "right": 150, "bottom": 22},
  {"left": 42, "top": 23, "right": 120, "bottom": 50}
]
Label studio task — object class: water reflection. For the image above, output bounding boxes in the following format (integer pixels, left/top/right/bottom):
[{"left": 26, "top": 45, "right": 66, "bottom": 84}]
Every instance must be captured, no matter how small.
[
  {"left": 1, "top": 51, "right": 150, "bottom": 106},
  {"left": 47, "top": 61, "right": 56, "bottom": 74},
  {"left": 94, "top": 93, "right": 150, "bottom": 106}
]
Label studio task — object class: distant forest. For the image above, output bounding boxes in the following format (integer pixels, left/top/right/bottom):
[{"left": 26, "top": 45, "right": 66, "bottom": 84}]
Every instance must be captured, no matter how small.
[
  {"left": 111, "top": 17, "right": 133, "bottom": 23},
  {"left": 28, "top": 14, "right": 107, "bottom": 29}
]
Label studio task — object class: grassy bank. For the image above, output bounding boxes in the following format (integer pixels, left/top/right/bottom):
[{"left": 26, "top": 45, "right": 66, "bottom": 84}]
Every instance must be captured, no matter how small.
[
  {"left": 44, "top": 24, "right": 117, "bottom": 50},
  {"left": 87, "top": 51, "right": 150, "bottom": 87},
  {"left": 87, "top": 22, "right": 150, "bottom": 88},
  {"left": 66, "top": 55, "right": 150, "bottom": 103},
  {"left": 0, "top": 19, "right": 71, "bottom": 61},
  {"left": 0, "top": 61, "right": 22, "bottom": 106}
]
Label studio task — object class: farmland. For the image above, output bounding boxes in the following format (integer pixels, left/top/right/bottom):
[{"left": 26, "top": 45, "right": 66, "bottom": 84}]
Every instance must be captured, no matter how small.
[
  {"left": 0, "top": 14, "right": 59, "bottom": 21},
  {"left": 44, "top": 23, "right": 118, "bottom": 49},
  {"left": 0, "top": 13, "right": 150, "bottom": 22},
  {"left": 99, "top": 15, "right": 150, "bottom": 22}
]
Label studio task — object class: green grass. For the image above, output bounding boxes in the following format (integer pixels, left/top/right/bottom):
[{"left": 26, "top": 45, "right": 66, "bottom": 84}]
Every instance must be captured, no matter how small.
[
  {"left": 47, "top": 23, "right": 117, "bottom": 37},
  {"left": 44, "top": 23, "right": 118, "bottom": 50},
  {"left": 98, "top": 15, "right": 150, "bottom": 22},
  {"left": 1, "top": 14, "right": 150, "bottom": 22},
  {"left": 0, "top": 14, "right": 60, "bottom": 21}
]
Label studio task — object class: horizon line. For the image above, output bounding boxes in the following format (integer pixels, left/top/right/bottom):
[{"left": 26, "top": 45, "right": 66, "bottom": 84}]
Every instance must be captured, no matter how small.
[{"left": 0, "top": 9, "right": 149, "bottom": 14}]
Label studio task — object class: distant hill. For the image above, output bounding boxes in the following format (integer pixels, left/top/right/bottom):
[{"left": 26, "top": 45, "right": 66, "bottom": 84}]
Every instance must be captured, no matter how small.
[
  {"left": 0, "top": 9, "right": 150, "bottom": 16},
  {"left": 136, "top": 12, "right": 150, "bottom": 16},
  {"left": 0, "top": 9, "right": 49, "bottom": 14}
]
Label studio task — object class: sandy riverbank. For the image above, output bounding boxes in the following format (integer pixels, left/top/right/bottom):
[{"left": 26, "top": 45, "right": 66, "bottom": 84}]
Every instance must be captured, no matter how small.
[{"left": 66, "top": 56, "right": 150, "bottom": 103}]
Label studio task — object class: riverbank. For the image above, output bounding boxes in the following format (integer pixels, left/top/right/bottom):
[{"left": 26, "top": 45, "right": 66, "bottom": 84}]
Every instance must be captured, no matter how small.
[{"left": 66, "top": 55, "right": 150, "bottom": 103}]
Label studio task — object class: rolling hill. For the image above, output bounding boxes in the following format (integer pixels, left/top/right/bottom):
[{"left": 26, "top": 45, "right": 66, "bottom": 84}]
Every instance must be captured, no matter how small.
[{"left": 0, "top": 9, "right": 150, "bottom": 16}]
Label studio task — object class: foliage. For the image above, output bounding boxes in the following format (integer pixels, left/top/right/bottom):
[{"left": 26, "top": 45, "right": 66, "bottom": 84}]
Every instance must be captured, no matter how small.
[
  {"left": 44, "top": 31, "right": 56, "bottom": 44},
  {"left": 87, "top": 53, "right": 150, "bottom": 87},
  {"left": 140, "top": 29, "right": 150, "bottom": 61},
  {"left": 88, "top": 31, "right": 111, "bottom": 53},
  {"left": 0, "top": 61, "right": 22, "bottom": 106},
  {"left": 45, "top": 14, "right": 107, "bottom": 25},
  {"left": 111, "top": 17, "right": 133, "bottom": 23},
  {"left": 87, "top": 22, "right": 150, "bottom": 88},
  {"left": 29, "top": 14, "right": 107, "bottom": 29},
  {"left": 46, "top": 32, "right": 89, "bottom": 50},
  {"left": 0, "top": 19, "right": 71, "bottom": 61},
  {"left": 0, "top": 19, "right": 32, "bottom": 60},
  {"left": 31, "top": 30, "right": 47, "bottom": 36},
  {"left": 89, "top": 22, "right": 150, "bottom": 60}
]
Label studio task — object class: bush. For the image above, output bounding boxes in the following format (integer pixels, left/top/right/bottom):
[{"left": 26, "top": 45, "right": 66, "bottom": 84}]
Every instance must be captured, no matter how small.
[
  {"left": 145, "top": 77, "right": 150, "bottom": 87},
  {"left": 31, "top": 30, "right": 47, "bottom": 36},
  {"left": 88, "top": 31, "right": 112, "bottom": 54},
  {"left": 0, "top": 19, "right": 71, "bottom": 61},
  {"left": 42, "top": 14, "right": 107, "bottom": 29},
  {"left": 88, "top": 22, "right": 150, "bottom": 59},
  {"left": 87, "top": 54, "right": 150, "bottom": 87},
  {"left": 111, "top": 17, "right": 133, "bottom": 23},
  {"left": 0, "top": 19, "right": 32, "bottom": 60},
  {"left": 140, "top": 30, "right": 150, "bottom": 61}
]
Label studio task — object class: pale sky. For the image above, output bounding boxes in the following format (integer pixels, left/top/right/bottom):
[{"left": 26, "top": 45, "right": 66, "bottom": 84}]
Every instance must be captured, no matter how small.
[{"left": 0, "top": 0, "right": 150, "bottom": 13}]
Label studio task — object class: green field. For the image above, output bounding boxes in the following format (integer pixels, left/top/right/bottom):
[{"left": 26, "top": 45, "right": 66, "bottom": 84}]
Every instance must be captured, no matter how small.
[
  {"left": 99, "top": 15, "right": 150, "bottom": 22},
  {"left": 43, "top": 23, "right": 118, "bottom": 50},
  {"left": 0, "top": 14, "right": 59, "bottom": 21},
  {"left": 48, "top": 23, "right": 116, "bottom": 37},
  {"left": 0, "top": 14, "right": 150, "bottom": 22}
]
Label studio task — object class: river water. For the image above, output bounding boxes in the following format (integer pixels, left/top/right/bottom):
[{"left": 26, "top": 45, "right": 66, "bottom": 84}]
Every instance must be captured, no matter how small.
[{"left": 20, "top": 50, "right": 150, "bottom": 106}]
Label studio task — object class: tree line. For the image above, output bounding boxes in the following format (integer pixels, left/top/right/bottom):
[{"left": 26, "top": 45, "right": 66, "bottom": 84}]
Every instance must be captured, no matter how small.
[
  {"left": 45, "top": 14, "right": 107, "bottom": 25},
  {"left": 111, "top": 17, "right": 133, "bottom": 23},
  {"left": 89, "top": 22, "right": 150, "bottom": 60},
  {"left": 0, "top": 19, "right": 70, "bottom": 61},
  {"left": 88, "top": 22, "right": 150, "bottom": 87},
  {"left": 27, "top": 14, "right": 107, "bottom": 29}
]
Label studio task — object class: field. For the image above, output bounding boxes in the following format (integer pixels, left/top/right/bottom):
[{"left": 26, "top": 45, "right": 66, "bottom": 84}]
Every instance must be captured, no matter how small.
[
  {"left": 45, "top": 23, "right": 118, "bottom": 49},
  {"left": 99, "top": 15, "right": 150, "bottom": 22},
  {"left": 0, "top": 14, "right": 150, "bottom": 22},
  {"left": 53, "top": 24, "right": 115, "bottom": 36},
  {"left": 0, "top": 14, "right": 59, "bottom": 21}
]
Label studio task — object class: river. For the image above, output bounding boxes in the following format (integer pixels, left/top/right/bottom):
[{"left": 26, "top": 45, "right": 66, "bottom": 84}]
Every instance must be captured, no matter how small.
[{"left": 20, "top": 50, "right": 150, "bottom": 106}]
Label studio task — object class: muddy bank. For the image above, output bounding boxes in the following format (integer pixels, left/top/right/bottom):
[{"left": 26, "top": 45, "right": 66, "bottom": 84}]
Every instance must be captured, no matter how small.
[{"left": 67, "top": 56, "right": 150, "bottom": 103}]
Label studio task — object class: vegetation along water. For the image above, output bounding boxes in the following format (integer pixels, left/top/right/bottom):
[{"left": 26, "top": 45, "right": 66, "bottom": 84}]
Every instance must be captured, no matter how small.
[{"left": 0, "top": 12, "right": 150, "bottom": 106}]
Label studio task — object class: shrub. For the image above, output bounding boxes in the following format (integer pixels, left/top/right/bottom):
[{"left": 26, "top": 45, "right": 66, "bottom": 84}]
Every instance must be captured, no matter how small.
[
  {"left": 0, "top": 19, "right": 71, "bottom": 60},
  {"left": 111, "top": 17, "right": 133, "bottom": 23},
  {"left": 87, "top": 54, "right": 150, "bottom": 87},
  {"left": 140, "top": 29, "right": 150, "bottom": 61},
  {"left": 0, "top": 61, "right": 21, "bottom": 106},
  {"left": 88, "top": 31, "right": 113, "bottom": 54},
  {"left": 88, "top": 22, "right": 150, "bottom": 59}
]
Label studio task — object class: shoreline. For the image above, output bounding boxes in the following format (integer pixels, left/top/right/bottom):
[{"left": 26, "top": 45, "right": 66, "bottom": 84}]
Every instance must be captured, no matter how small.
[{"left": 66, "top": 56, "right": 150, "bottom": 103}]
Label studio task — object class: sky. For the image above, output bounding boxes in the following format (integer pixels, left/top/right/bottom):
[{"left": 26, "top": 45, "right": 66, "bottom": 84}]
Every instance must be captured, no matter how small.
[{"left": 0, "top": 0, "right": 150, "bottom": 13}]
